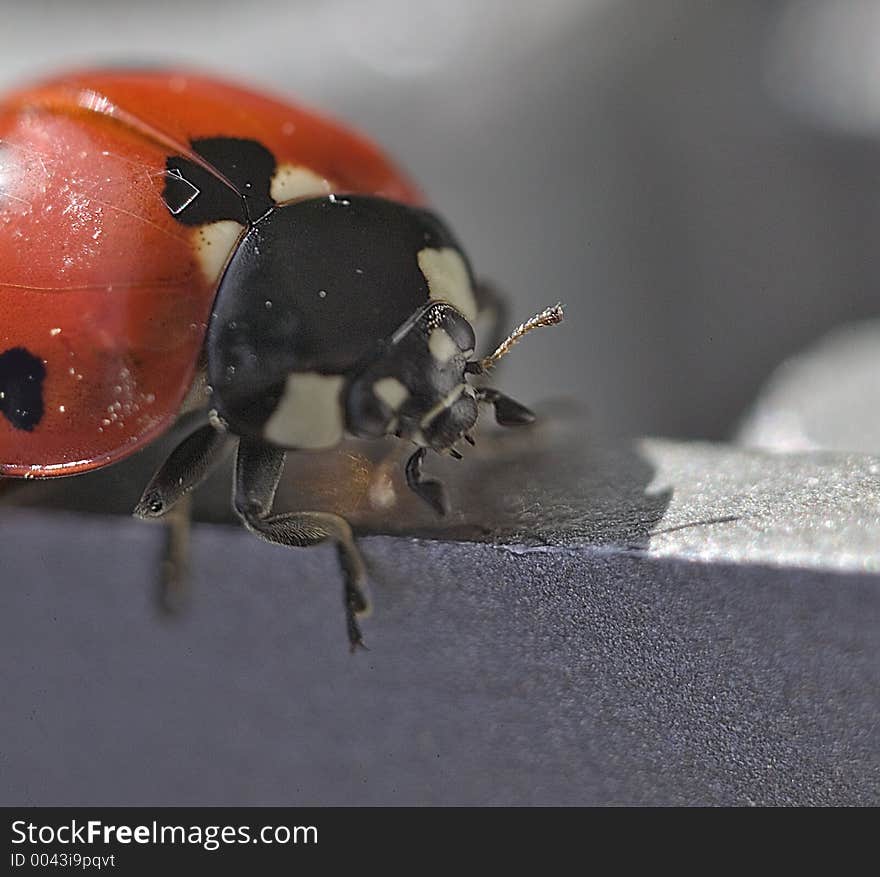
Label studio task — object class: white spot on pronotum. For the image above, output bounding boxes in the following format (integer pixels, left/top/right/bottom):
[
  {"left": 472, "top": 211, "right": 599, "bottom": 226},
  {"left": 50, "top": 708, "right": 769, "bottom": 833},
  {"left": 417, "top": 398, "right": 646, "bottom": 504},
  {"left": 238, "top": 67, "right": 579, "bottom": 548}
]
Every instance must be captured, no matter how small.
[
  {"left": 49, "top": 327, "right": 61, "bottom": 336},
  {"left": 373, "top": 376, "right": 409, "bottom": 411},
  {"left": 417, "top": 247, "right": 477, "bottom": 321},
  {"left": 428, "top": 328, "right": 458, "bottom": 364},
  {"left": 192, "top": 220, "right": 245, "bottom": 284},
  {"left": 264, "top": 372, "right": 345, "bottom": 449},
  {"left": 270, "top": 164, "right": 331, "bottom": 204}
]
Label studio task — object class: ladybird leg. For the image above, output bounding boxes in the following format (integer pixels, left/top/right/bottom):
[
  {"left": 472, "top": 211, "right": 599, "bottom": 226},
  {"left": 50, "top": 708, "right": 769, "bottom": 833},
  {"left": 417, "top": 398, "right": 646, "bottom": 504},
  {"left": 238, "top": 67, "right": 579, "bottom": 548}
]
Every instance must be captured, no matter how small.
[
  {"left": 405, "top": 447, "right": 449, "bottom": 516},
  {"left": 134, "top": 422, "right": 230, "bottom": 520},
  {"left": 476, "top": 387, "right": 536, "bottom": 427},
  {"left": 134, "top": 421, "right": 229, "bottom": 614},
  {"left": 233, "top": 438, "right": 370, "bottom": 651},
  {"left": 158, "top": 493, "right": 192, "bottom": 614}
]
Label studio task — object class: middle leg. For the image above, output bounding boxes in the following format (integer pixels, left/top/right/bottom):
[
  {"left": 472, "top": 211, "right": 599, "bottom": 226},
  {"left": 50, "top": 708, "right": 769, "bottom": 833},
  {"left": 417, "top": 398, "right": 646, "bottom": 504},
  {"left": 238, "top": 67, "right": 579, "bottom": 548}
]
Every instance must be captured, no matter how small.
[{"left": 233, "top": 437, "right": 370, "bottom": 650}]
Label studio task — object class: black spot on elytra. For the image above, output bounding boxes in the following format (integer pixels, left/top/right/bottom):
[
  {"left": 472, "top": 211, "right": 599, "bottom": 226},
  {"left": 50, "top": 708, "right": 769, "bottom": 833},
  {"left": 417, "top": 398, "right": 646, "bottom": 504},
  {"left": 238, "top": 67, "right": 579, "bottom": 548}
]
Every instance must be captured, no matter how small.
[
  {"left": 164, "top": 137, "right": 277, "bottom": 226},
  {"left": 0, "top": 347, "right": 46, "bottom": 431}
]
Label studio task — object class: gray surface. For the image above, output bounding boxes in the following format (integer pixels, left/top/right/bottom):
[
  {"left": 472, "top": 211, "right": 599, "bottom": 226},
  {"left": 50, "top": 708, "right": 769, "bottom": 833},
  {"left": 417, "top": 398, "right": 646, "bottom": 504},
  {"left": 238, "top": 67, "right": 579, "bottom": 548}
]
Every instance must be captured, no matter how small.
[
  {"left": 13, "top": 406, "right": 880, "bottom": 570},
  {"left": 1, "top": 518, "right": 876, "bottom": 806},
  {"left": 2, "top": 415, "right": 878, "bottom": 806}
]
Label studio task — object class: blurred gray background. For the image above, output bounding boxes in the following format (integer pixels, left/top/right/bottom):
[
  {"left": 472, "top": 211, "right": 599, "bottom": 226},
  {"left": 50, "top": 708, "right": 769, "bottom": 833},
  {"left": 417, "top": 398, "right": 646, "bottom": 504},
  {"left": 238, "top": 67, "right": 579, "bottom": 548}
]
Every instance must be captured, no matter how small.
[{"left": 5, "top": 0, "right": 880, "bottom": 441}]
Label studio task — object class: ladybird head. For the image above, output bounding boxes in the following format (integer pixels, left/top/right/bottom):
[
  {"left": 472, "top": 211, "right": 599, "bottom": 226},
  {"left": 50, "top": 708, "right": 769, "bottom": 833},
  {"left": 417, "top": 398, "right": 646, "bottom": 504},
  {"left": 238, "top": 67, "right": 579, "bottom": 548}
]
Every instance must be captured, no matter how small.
[
  {"left": 345, "top": 301, "right": 563, "bottom": 454},
  {"left": 345, "top": 301, "right": 475, "bottom": 451}
]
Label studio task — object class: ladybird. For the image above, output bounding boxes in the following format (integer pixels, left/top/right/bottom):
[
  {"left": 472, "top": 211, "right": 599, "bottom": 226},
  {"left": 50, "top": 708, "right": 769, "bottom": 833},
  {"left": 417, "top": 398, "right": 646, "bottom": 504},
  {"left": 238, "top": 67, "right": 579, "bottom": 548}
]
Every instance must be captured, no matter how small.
[{"left": 0, "top": 69, "right": 562, "bottom": 648}]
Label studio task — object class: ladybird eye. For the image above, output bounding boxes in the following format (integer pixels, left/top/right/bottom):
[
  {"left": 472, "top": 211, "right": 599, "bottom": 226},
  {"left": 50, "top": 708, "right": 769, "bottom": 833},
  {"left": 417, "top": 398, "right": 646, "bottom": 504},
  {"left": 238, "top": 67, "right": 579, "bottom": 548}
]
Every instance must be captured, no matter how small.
[
  {"left": 440, "top": 309, "right": 476, "bottom": 353},
  {"left": 345, "top": 376, "right": 402, "bottom": 439}
]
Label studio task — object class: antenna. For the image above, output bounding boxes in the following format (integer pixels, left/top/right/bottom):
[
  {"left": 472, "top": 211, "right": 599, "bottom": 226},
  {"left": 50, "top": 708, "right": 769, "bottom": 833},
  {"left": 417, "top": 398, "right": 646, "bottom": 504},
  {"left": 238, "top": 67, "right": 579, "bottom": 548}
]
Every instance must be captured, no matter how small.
[{"left": 471, "top": 303, "right": 564, "bottom": 373}]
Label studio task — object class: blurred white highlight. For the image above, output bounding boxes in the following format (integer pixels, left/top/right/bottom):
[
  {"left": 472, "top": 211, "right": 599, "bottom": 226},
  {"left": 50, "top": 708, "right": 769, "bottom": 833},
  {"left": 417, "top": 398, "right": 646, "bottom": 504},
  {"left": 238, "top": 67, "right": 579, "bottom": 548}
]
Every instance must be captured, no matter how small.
[{"left": 767, "top": 0, "right": 880, "bottom": 133}]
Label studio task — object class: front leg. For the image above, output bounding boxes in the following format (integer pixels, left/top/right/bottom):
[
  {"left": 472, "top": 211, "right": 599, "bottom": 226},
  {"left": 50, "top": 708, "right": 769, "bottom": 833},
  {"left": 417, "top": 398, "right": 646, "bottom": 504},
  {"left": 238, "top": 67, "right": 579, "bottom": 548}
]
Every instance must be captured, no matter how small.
[
  {"left": 475, "top": 388, "right": 535, "bottom": 426},
  {"left": 135, "top": 417, "right": 230, "bottom": 613},
  {"left": 405, "top": 447, "right": 449, "bottom": 516},
  {"left": 233, "top": 437, "right": 370, "bottom": 650}
]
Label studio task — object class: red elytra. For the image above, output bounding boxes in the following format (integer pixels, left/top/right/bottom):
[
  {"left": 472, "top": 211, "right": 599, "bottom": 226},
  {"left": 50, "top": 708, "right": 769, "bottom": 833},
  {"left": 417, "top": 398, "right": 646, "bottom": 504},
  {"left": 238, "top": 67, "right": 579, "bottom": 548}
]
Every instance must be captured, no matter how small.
[{"left": 0, "top": 69, "right": 422, "bottom": 477}]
